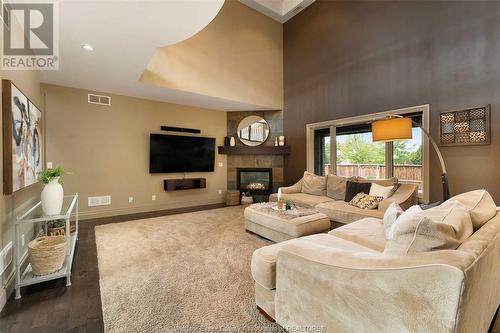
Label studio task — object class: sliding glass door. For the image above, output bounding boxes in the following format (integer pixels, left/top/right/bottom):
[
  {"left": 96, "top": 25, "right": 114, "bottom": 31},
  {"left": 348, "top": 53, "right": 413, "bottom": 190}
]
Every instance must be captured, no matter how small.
[
  {"left": 336, "top": 123, "right": 386, "bottom": 179},
  {"left": 313, "top": 112, "right": 424, "bottom": 192}
]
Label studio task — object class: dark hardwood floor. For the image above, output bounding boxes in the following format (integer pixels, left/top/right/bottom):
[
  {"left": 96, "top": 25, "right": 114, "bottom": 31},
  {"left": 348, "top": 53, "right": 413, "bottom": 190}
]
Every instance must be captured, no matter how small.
[
  {"left": 0, "top": 204, "right": 224, "bottom": 333},
  {"left": 0, "top": 203, "right": 499, "bottom": 333}
]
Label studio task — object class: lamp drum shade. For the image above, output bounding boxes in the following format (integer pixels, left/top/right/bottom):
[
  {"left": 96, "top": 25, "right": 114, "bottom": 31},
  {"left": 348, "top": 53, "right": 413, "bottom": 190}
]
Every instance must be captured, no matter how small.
[{"left": 372, "top": 117, "right": 413, "bottom": 142}]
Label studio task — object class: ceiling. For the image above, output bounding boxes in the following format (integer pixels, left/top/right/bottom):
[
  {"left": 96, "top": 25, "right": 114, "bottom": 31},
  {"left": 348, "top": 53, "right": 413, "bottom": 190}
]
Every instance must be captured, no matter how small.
[
  {"left": 238, "top": 0, "right": 315, "bottom": 23},
  {"left": 39, "top": 0, "right": 268, "bottom": 111}
]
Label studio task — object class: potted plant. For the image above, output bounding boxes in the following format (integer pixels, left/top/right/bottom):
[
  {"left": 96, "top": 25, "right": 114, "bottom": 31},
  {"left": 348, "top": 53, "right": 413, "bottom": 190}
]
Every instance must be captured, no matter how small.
[
  {"left": 47, "top": 219, "right": 72, "bottom": 236},
  {"left": 39, "top": 166, "right": 64, "bottom": 215}
]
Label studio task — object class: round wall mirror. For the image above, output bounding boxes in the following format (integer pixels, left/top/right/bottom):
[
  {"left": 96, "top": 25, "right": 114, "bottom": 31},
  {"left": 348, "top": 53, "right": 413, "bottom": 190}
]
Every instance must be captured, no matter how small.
[{"left": 237, "top": 116, "right": 270, "bottom": 146}]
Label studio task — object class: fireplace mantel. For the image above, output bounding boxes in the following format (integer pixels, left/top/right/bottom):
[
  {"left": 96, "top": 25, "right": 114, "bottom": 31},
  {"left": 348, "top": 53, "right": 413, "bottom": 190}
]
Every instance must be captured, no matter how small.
[{"left": 218, "top": 146, "right": 290, "bottom": 155}]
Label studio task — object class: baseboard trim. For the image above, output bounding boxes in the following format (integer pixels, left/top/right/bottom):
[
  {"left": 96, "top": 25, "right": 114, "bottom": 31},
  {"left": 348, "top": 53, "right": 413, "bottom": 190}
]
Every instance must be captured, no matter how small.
[
  {"left": 78, "top": 198, "right": 226, "bottom": 220},
  {"left": 82, "top": 202, "right": 228, "bottom": 225}
]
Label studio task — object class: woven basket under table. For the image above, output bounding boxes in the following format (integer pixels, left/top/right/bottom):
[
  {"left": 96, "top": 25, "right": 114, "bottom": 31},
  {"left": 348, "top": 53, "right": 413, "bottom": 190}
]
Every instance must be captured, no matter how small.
[{"left": 28, "top": 236, "right": 67, "bottom": 276}]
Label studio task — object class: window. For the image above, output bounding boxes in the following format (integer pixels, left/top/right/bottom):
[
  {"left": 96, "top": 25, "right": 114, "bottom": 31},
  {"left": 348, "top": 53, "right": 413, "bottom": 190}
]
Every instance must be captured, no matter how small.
[
  {"left": 306, "top": 106, "right": 429, "bottom": 202},
  {"left": 336, "top": 123, "right": 385, "bottom": 179},
  {"left": 393, "top": 124, "right": 423, "bottom": 192}
]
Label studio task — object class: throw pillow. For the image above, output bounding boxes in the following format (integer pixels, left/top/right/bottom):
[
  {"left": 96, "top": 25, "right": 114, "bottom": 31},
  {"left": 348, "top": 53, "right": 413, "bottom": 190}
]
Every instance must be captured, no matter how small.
[
  {"left": 349, "top": 193, "right": 384, "bottom": 209},
  {"left": 387, "top": 205, "right": 423, "bottom": 240},
  {"left": 382, "top": 202, "right": 403, "bottom": 239},
  {"left": 369, "top": 182, "right": 395, "bottom": 199},
  {"left": 301, "top": 171, "right": 327, "bottom": 196},
  {"left": 326, "top": 174, "right": 352, "bottom": 200},
  {"left": 384, "top": 201, "right": 473, "bottom": 254},
  {"left": 443, "top": 190, "right": 497, "bottom": 230},
  {"left": 344, "top": 181, "right": 371, "bottom": 202}
]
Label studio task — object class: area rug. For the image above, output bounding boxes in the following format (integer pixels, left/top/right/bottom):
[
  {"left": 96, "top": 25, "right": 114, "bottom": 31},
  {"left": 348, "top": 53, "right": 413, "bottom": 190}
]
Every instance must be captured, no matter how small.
[{"left": 95, "top": 206, "right": 280, "bottom": 333}]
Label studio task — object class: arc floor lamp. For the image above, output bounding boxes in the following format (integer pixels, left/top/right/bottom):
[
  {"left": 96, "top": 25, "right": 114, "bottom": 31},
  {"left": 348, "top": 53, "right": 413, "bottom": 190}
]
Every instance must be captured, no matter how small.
[{"left": 371, "top": 116, "right": 450, "bottom": 202}]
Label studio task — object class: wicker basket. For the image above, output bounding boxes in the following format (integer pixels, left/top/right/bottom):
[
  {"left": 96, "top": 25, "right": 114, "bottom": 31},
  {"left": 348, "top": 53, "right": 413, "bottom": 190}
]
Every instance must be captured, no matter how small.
[
  {"left": 226, "top": 190, "right": 240, "bottom": 206},
  {"left": 28, "top": 236, "right": 67, "bottom": 276}
]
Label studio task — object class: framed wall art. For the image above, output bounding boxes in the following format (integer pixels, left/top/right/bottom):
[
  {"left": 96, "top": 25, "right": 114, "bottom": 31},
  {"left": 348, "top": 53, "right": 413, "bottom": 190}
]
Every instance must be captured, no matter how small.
[
  {"left": 439, "top": 105, "right": 490, "bottom": 146},
  {"left": 2, "top": 80, "right": 43, "bottom": 194}
]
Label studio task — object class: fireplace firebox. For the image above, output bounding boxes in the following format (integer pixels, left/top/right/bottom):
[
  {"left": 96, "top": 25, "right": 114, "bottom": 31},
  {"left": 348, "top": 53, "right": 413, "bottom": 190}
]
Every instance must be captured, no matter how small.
[{"left": 237, "top": 168, "right": 273, "bottom": 197}]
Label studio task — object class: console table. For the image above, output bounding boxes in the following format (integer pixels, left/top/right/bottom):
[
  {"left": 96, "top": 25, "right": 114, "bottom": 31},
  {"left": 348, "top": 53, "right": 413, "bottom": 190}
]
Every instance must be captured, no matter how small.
[{"left": 14, "top": 194, "right": 79, "bottom": 299}]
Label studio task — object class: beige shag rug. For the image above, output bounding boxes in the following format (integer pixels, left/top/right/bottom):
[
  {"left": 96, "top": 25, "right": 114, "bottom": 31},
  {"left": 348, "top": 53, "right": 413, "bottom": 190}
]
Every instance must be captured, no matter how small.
[{"left": 95, "top": 206, "right": 280, "bottom": 333}]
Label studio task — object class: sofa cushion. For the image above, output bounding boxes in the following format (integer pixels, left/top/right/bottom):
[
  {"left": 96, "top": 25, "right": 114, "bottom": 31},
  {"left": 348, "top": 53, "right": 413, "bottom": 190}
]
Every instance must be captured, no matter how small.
[
  {"left": 444, "top": 190, "right": 497, "bottom": 230},
  {"left": 329, "top": 217, "right": 387, "bottom": 252},
  {"left": 316, "top": 200, "right": 385, "bottom": 224},
  {"left": 384, "top": 201, "right": 474, "bottom": 254},
  {"left": 301, "top": 171, "right": 327, "bottom": 196},
  {"left": 382, "top": 202, "right": 403, "bottom": 239},
  {"left": 251, "top": 234, "right": 377, "bottom": 290},
  {"left": 326, "top": 174, "right": 351, "bottom": 200},
  {"left": 357, "top": 177, "right": 399, "bottom": 188},
  {"left": 345, "top": 181, "right": 371, "bottom": 202},
  {"left": 271, "top": 192, "right": 333, "bottom": 208}
]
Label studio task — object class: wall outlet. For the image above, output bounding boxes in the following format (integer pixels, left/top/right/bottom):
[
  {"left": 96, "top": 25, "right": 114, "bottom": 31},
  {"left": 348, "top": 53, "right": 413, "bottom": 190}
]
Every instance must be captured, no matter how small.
[
  {"left": 128, "top": 196, "right": 134, "bottom": 203},
  {"left": 218, "top": 189, "right": 222, "bottom": 195},
  {"left": 46, "top": 162, "right": 53, "bottom": 169},
  {"left": 152, "top": 195, "right": 156, "bottom": 201},
  {"left": 218, "top": 162, "right": 224, "bottom": 167},
  {"left": 20, "top": 234, "right": 25, "bottom": 247}
]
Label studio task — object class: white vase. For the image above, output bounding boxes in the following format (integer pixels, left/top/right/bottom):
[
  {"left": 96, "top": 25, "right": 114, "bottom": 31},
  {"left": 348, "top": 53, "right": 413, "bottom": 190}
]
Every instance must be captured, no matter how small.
[
  {"left": 230, "top": 137, "right": 236, "bottom": 146},
  {"left": 41, "top": 178, "right": 64, "bottom": 215}
]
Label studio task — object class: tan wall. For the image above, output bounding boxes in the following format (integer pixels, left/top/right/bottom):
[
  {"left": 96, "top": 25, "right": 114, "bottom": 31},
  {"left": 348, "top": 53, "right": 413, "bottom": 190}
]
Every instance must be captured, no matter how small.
[
  {"left": 42, "top": 84, "right": 227, "bottom": 220},
  {"left": 0, "top": 69, "right": 41, "bottom": 296},
  {"left": 142, "top": 1, "right": 283, "bottom": 110}
]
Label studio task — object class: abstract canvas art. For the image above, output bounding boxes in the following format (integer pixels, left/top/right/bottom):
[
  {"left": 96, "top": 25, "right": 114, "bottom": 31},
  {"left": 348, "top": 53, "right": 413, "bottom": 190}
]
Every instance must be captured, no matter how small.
[{"left": 2, "top": 80, "right": 43, "bottom": 194}]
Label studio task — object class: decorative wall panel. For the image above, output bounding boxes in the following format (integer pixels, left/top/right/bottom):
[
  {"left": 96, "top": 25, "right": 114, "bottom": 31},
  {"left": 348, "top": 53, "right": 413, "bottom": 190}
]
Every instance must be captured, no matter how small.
[{"left": 439, "top": 105, "right": 490, "bottom": 146}]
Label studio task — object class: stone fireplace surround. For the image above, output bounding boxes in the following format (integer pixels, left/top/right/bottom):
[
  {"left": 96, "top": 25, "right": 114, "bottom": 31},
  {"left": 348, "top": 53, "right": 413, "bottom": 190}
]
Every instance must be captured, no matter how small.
[{"left": 226, "top": 111, "right": 284, "bottom": 200}]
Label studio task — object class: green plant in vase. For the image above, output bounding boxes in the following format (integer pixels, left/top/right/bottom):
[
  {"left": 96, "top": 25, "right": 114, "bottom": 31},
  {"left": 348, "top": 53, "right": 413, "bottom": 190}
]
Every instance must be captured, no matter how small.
[
  {"left": 38, "top": 166, "right": 65, "bottom": 216},
  {"left": 285, "top": 200, "right": 294, "bottom": 211}
]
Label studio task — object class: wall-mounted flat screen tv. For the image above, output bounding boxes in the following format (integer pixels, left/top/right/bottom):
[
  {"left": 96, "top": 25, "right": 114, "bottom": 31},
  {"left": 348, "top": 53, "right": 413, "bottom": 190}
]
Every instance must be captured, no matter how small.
[{"left": 149, "top": 134, "right": 216, "bottom": 173}]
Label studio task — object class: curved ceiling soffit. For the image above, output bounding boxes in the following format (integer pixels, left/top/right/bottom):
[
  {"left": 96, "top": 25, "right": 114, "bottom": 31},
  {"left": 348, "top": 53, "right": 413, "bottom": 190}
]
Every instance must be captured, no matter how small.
[
  {"left": 141, "top": 1, "right": 279, "bottom": 111},
  {"left": 40, "top": 0, "right": 226, "bottom": 108}
]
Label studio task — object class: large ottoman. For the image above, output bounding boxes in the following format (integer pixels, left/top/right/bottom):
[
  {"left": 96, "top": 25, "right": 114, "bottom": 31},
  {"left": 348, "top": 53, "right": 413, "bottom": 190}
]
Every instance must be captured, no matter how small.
[{"left": 244, "top": 203, "right": 331, "bottom": 243}]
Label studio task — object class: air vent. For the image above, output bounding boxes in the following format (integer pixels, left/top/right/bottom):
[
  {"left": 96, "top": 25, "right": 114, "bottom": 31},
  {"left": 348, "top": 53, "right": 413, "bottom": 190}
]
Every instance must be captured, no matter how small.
[
  {"left": 88, "top": 195, "right": 111, "bottom": 207},
  {"left": 88, "top": 93, "right": 111, "bottom": 106},
  {"left": 293, "top": 5, "right": 303, "bottom": 12}
]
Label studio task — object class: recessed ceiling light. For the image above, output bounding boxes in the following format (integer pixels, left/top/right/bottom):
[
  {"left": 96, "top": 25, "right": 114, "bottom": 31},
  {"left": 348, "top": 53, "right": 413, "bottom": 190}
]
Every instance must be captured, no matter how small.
[{"left": 81, "top": 44, "right": 94, "bottom": 52}]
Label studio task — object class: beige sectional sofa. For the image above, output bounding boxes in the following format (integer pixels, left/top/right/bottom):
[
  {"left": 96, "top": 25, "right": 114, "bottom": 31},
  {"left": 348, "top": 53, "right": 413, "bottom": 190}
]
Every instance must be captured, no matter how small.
[
  {"left": 269, "top": 173, "right": 419, "bottom": 226},
  {"left": 252, "top": 190, "right": 500, "bottom": 332}
]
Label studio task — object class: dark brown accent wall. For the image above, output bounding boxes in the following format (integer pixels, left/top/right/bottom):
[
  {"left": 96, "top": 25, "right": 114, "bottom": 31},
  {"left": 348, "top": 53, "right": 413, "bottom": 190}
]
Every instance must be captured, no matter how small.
[{"left": 283, "top": 0, "right": 500, "bottom": 202}]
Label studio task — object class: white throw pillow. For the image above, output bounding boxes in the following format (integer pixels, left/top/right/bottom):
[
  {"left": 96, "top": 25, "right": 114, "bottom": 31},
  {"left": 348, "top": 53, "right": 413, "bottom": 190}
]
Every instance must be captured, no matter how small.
[
  {"left": 387, "top": 205, "right": 423, "bottom": 240},
  {"left": 384, "top": 201, "right": 473, "bottom": 253},
  {"left": 369, "top": 182, "right": 394, "bottom": 199},
  {"left": 383, "top": 202, "right": 403, "bottom": 239}
]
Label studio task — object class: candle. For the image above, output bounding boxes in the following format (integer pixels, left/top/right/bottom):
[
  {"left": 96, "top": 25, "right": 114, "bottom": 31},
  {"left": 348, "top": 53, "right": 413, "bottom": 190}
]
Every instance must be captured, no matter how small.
[{"left": 278, "top": 188, "right": 282, "bottom": 200}]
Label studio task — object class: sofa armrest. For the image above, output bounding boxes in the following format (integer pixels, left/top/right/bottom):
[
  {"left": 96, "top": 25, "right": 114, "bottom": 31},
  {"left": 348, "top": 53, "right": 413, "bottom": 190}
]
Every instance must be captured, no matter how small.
[
  {"left": 274, "top": 241, "right": 472, "bottom": 332},
  {"left": 378, "top": 183, "right": 418, "bottom": 212},
  {"left": 280, "top": 179, "right": 303, "bottom": 194}
]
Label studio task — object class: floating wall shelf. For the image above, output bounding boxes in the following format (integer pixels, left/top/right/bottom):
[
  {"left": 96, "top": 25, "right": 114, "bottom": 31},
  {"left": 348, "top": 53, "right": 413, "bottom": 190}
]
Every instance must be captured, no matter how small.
[{"left": 217, "top": 146, "right": 290, "bottom": 155}]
